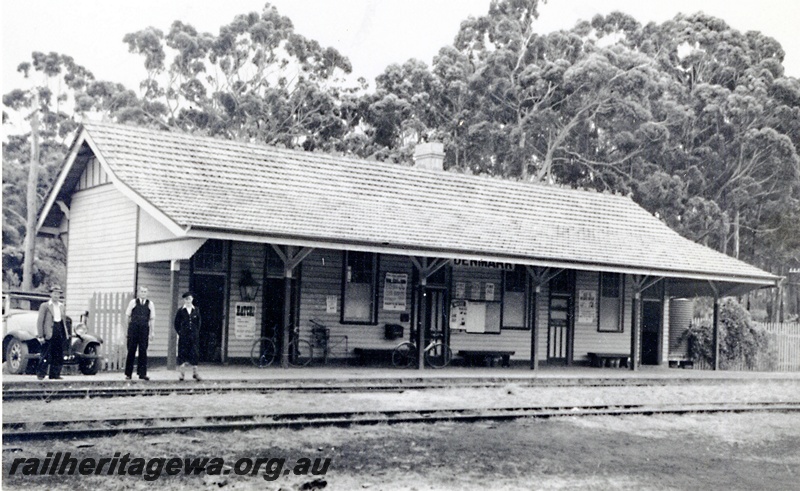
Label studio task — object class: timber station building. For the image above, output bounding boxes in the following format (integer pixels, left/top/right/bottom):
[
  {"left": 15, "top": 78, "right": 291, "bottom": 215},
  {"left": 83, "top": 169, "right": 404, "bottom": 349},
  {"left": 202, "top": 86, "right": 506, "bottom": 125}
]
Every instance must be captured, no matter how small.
[{"left": 37, "top": 123, "right": 779, "bottom": 370}]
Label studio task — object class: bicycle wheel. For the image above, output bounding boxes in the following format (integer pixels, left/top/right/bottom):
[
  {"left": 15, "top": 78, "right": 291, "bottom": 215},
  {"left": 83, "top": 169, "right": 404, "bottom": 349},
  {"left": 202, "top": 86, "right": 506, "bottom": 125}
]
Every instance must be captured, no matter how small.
[
  {"left": 250, "top": 337, "right": 277, "bottom": 368},
  {"left": 287, "top": 339, "right": 313, "bottom": 367},
  {"left": 392, "top": 342, "right": 417, "bottom": 368},
  {"left": 424, "top": 342, "right": 453, "bottom": 368}
]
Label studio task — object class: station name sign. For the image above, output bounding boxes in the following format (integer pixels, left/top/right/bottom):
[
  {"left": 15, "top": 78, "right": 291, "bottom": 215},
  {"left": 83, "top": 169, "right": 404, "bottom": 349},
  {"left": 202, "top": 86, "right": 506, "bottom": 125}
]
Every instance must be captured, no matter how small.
[{"left": 452, "top": 259, "right": 515, "bottom": 271}]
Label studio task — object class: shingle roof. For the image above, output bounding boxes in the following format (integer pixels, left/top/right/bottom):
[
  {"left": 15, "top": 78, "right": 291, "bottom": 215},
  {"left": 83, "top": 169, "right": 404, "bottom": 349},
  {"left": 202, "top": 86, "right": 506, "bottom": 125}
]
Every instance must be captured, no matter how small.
[{"left": 74, "top": 122, "right": 774, "bottom": 284}]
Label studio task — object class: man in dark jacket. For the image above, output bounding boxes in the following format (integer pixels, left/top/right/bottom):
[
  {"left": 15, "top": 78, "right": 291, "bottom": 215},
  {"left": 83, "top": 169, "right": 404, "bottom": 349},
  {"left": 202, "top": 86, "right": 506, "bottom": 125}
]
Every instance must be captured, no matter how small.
[
  {"left": 124, "top": 286, "right": 155, "bottom": 380},
  {"left": 174, "top": 292, "right": 201, "bottom": 381},
  {"left": 36, "top": 285, "right": 68, "bottom": 380}
]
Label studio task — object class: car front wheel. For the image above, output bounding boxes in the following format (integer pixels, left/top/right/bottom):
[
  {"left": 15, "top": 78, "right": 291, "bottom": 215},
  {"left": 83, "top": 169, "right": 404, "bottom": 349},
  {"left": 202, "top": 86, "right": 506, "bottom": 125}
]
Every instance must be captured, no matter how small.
[
  {"left": 5, "top": 338, "right": 29, "bottom": 375},
  {"left": 79, "top": 344, "right": 100, "bottom": 375}
]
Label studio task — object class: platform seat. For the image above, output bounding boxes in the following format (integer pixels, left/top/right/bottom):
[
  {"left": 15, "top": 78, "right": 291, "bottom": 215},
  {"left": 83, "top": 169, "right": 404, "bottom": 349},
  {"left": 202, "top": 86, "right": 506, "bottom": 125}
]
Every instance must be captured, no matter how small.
[
  {"left": 587, "top": 352, "right": 630, "bottom": 368},
  {"left": 668, "top": 358, "right": 694, "bottom": 369},
  {"left": 458, "top": 350, "right": 515, "bottom": 367},
  {"left": 353, "top": 348, "right": 396, "bottom": 365}
]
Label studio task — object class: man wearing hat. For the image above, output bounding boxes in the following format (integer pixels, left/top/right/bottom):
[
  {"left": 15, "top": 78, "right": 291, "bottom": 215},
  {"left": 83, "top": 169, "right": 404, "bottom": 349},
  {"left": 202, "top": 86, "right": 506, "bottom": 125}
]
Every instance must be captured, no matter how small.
[
  {"left": 124, "top": 286, "right": 155, "bottom": 380},
  {"left": 174, "top": 291, "right": 202, "bottom": 381},
  {"left": 36, "top": 285, "right": 68, "bottom": 380}
]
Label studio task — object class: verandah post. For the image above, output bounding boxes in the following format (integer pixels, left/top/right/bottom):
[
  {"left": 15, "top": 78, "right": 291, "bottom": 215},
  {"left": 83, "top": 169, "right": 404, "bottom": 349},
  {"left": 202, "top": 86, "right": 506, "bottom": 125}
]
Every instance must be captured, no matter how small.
[
  {"left": 282, "top": 246, "right": 295, "bottom": 369},
  {"left": 168, "top": 259, "right": 179, "bottom": 370},
  {"left": 530, "top": 286, "right": 539, "bottom": 370},
  {"left": 418, "top": 272, "right": 427, "bottom": 370},
  {"left": 712, "top": 291, "right": 720, "bottom": 371},
  {"left": 630, "top": 289, "right": 641, "bottom": 371}
]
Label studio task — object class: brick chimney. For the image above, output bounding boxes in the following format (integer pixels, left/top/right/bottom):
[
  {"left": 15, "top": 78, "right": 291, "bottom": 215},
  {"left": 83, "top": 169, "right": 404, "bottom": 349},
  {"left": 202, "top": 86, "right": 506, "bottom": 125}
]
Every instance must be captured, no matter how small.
[{"left": 413, "top": 142, "right": 444, "bottom": 171}]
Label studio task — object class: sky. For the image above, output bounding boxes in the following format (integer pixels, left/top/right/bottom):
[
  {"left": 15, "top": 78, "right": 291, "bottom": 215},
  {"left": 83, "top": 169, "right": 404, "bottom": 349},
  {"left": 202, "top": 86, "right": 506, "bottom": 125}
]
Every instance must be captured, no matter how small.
[{"left": 2, "top": 0, "right": 799, "bottom": 99}]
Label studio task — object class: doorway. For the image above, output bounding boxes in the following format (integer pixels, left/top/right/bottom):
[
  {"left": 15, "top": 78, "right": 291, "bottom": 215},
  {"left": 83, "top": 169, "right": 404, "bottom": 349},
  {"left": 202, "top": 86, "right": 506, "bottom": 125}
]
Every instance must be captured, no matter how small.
[
  {"left": 261, "top": 277, "right": 299, "bottom": 346},
  {"left": 641, "top": 300, "right": 662, "bottom": 365},
  {"left": 547, "top": 270, "right": 574, "bottom": 364},
  {"left": 547, "top": 294, "right": 571, "bottom": 363},
  {"left": 423, "top": 288, "right": 448, "bottom": 346},
  {"left": 191, "top": 274, "right": 226, "bottom": 363}
]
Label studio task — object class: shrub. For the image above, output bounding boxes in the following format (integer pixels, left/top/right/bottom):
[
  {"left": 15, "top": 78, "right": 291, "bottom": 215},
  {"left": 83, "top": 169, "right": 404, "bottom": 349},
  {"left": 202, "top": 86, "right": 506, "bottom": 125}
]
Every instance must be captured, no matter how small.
[{"left": 683, "top": 299, "right": 775, "bottom": 370}]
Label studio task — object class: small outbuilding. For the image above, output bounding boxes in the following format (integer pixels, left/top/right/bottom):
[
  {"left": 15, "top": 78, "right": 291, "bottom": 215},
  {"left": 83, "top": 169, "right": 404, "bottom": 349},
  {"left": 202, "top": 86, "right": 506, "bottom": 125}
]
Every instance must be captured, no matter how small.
[{"left": 37, "top": 122, "right": 779, "bottom": 370}]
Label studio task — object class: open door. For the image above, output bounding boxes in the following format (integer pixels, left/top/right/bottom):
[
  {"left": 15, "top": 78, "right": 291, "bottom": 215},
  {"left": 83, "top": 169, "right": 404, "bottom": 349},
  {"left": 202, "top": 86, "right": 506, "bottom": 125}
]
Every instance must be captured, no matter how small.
[
  {"left": 641, "top": 300, "right": 662, "bottom": 365},
  {"left": 191, "top": 274, "right": 226, "bottom": 363}
]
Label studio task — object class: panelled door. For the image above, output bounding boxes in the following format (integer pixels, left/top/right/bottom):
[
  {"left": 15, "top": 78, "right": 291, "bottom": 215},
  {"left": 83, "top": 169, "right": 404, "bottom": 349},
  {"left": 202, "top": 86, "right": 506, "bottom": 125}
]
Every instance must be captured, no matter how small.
[
  {"left": 424, "top": 287, "right": 448, "bottom": 347},
  {"left": 547, "top": 270, "right": 574, "bottom": 364},
  {"left": 547, "top": 293, "right": 571, "bottom": 362}
]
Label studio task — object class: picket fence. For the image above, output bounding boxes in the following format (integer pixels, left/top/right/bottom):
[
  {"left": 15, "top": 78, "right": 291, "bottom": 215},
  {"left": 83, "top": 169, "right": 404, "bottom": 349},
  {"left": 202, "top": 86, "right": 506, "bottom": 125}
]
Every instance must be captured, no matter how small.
[
  {"left": 761, "top": 322, "right": 800, "bottom": 372},
  {"left": 88, "top": 292, "right": 132, "bottom": 371},
  {"left": 689, "top": 318, "right": 800, "bottom": 372}
]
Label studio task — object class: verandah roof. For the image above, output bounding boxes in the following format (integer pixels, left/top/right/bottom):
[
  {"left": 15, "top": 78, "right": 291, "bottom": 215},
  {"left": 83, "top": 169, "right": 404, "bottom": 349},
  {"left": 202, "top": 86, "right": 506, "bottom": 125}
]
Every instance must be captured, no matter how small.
[{"left": 39, "top": 122, "right": 779, "bottom": 295}]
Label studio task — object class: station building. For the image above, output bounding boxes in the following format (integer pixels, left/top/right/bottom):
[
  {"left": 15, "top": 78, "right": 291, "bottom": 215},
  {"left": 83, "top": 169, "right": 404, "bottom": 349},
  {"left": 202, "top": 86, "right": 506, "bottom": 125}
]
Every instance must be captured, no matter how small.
[{"left": 37, "top": 122, "right": 779, "bottom": 370}]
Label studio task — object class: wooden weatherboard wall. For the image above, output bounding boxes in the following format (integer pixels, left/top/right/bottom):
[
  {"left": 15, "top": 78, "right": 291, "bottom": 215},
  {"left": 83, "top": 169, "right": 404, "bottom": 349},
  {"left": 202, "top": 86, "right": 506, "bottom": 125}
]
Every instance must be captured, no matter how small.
[
  {"left": 65, "top": 180, "right": 137, "bottom": 321},
  {"left": 572, "top": 271, "right": 632, "bottom": 362},
  {"left": 449, "top": 265, "right": 533, "bottom": 360},
  {"left": 296, "top": 250, "right": 414, "bottom": 354}
]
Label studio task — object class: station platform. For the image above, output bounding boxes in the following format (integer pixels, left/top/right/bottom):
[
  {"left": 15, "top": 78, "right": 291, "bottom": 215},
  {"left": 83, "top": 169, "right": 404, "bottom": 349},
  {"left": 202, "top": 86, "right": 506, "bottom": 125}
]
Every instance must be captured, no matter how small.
[{"left": 4, "top": 362, "right": 800, "bottom": 387}]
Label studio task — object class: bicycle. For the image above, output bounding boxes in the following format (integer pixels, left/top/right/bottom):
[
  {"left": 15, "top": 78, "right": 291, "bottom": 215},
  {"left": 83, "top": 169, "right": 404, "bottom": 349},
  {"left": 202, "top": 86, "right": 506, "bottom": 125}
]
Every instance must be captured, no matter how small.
[
  {"left": 391, "top": 331, "right": 452, "bottom": 369},
  {"left": 250, "top": 325, "right": 312, "bottom": 368},
  {"left": 308, "top": 319, "right": 349, "bottom": 365}
]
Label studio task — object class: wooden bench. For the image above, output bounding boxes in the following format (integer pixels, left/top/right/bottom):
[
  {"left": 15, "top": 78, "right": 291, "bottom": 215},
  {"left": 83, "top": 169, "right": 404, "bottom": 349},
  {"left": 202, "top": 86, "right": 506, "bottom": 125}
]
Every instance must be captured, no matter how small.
[
  {"left": 353, "top": 348, "right": 396, "bottom": 365},
  {"left": 668, "top": 358, "right": 694, "bottom": 369},
  {"left": 458, "top": 350, "right": 515, "bottom": 368},
  {"left": 587, "top": 352, "right": 630, "bottom": 368}
]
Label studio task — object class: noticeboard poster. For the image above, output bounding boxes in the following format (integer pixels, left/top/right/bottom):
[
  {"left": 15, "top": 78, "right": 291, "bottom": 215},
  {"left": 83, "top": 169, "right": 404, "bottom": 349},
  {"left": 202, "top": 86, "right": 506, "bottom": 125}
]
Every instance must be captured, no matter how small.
[
  {"left": 326, "top": 295, "right": 338, "bottom": 314},
  {"left": 455, "top": 282, "right": 466, "bottom": 299},
  {"left": 485, "top": 283, "right": 495, "bottom": 301},
  {"left": 578, "top": 290, "right": 597, "bottom": 324},
  {"left": 234, "top": 302, "right": 257, "bottom": 339},
  {"left": 470, "top": 281, "right": 482, "bottom": 300},
  {"left": 449, "top": 300, "right": 468, "bottom": 330},
  {"left": 383, "top": 273, "right": 408, "bottom": 311}
]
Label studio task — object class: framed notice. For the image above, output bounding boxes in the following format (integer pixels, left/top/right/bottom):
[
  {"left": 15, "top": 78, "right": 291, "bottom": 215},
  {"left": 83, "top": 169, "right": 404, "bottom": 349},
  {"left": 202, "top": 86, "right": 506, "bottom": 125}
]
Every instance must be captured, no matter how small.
[
  {"left": 578, "top": 290, "right": 597, "bottom": 324},
  {"left": 383, "top": 273, "right": 408, "bottom": 311},
  {"left": 234, "top": 302, "right": 257, "bottom": 339},
  {"left": 455, "top": 282, "right": 466, "bottom": 299}
]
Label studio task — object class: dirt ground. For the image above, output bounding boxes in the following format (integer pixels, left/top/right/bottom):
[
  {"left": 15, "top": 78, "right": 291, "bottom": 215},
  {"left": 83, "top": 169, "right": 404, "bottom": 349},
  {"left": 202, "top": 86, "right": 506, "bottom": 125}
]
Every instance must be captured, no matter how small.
[{"left": 3, "top": 411, "right": 800, "bottom": 490}]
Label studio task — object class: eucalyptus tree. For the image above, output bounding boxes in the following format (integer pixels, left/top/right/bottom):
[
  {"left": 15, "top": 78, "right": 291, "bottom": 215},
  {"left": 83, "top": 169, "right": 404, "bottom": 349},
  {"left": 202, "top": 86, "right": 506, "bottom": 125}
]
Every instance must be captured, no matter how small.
[
  {"left": 446, "top": 0, "right": 668, "bottom": 187},
  {"left": 598, "top": 12, "right": 800, "bottom": 269},
  {"left": 122, "top": 3, "right": 355, "bottom": 151},
  {"left": 2, "top": 52, "right": 95, "bottom": 289}
]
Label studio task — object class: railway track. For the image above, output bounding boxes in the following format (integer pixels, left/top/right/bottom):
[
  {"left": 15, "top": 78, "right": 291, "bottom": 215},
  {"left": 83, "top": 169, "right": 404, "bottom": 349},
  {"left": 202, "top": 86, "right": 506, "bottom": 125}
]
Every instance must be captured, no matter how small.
[
  {"left": 4, "top": 401, "right": 799, "bottom": 442},
  {"left": 3, "top": 376, "right": 789, "bottom": 402}
]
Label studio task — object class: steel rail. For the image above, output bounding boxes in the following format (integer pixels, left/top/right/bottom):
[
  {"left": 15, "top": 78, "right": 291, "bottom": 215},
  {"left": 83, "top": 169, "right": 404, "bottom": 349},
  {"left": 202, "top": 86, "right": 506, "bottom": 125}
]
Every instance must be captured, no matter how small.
[{"left": 4, "top": 401, "right": 799, "bottom": 442}]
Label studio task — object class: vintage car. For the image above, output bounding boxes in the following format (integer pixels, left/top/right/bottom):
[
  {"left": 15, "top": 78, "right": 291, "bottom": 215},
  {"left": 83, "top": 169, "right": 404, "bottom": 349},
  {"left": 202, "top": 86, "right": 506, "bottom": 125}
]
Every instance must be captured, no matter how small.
[{"left": 2, "top": 291, "right": 104, "bottom": 375}]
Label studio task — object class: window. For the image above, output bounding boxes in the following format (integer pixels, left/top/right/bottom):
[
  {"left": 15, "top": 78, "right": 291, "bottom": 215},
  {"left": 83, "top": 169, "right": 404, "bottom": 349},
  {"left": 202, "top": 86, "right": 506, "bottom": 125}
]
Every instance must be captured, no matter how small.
[
  {"left": 341, "top": 251, "right": 378, "bottom": 324},
  {"left": 192, "top": 240, "right": 227, "bottom": 272},
  {"left": 502, "top": 267, "right": 527, "bottom": 329},
  {"left": 598, "top": 273, "right": 623, "bottom": 332}
]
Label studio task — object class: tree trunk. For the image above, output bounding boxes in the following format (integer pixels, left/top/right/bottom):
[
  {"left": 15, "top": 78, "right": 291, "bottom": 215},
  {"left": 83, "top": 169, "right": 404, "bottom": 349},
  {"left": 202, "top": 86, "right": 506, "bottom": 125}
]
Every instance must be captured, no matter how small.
[
  {"left": 733, "top": 209, "right": 740, "bottom": 259},
  {"left": 22, "top": 92, "right": 40, "bottom": 291}
]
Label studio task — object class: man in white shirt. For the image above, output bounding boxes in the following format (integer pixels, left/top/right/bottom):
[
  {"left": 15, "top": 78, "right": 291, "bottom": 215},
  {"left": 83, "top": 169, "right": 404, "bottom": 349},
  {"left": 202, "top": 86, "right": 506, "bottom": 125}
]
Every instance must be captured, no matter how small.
[{"left": 124, "top": 286, "right": 155, "bottom": 380}]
